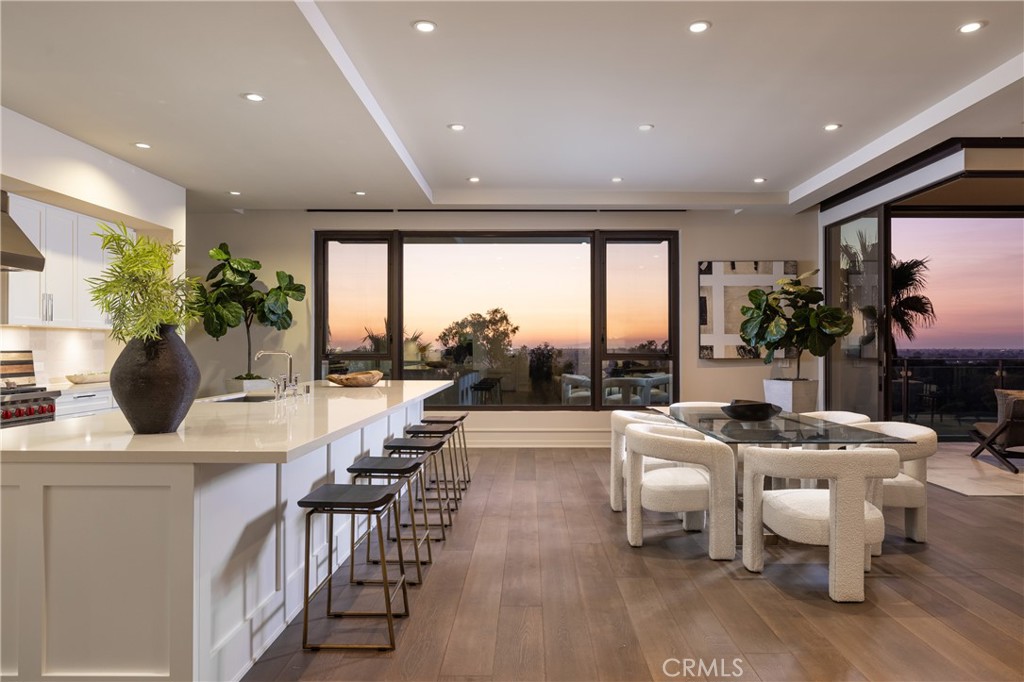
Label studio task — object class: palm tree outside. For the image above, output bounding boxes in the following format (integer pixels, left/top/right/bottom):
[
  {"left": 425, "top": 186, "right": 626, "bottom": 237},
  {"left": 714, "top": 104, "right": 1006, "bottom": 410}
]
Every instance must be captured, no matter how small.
[{"left": 889, "top": 256, "right": 937, "bottom": 354}]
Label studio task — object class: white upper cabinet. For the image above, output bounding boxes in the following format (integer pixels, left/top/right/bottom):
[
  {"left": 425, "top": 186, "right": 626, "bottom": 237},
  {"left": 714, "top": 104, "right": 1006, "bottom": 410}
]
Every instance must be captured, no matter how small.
[
  {"left": 75, "top": 216, "right": 109, "bottom": 329},
  {"left": 5, "top": 195, "right": 113, "bottom": 329},
  {"left": 43, "top": 205, "right": 76, "bottom": 326}
]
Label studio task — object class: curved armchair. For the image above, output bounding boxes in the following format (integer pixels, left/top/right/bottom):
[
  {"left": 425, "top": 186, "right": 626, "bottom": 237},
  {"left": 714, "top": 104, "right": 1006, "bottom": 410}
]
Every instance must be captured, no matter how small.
[
  {"left": 560, "top": 374, "right": 592, "bottom": 405},
  {"left": 801, "top": 411, "right": 871, "bottom": 425},
  {"left": 625, "top": 423, "right": 736, "bottom": 560},
  {"left": 609, "top": 410, "right": 677, "bottom": 511},
  {"left": 854, "top": 422, "right": 937, "bottom": 549},
  {"left": 667, "top": 401, "right": 729, "bottom": 423},
  {"left": 602, "top": 377, "right": 650, "bottom": 406},
  {"left": 742, "top": 445, "right": 899, "bottom": 602},
  {"left": 646, "top": 374, "right": 672, "bottom": 405}
]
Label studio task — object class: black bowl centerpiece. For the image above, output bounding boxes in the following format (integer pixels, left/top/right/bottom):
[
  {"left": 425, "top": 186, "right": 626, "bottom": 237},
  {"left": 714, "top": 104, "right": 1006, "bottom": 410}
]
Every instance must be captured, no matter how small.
[{"left": 721, "top": 399, "right": 782, "bottom": 421}]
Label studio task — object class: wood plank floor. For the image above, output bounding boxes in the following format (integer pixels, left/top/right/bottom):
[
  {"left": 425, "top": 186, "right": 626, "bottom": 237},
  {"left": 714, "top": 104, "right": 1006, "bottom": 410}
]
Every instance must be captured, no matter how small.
[{"left": 244, "top": 448, "right": 1024, "bottom": 682}]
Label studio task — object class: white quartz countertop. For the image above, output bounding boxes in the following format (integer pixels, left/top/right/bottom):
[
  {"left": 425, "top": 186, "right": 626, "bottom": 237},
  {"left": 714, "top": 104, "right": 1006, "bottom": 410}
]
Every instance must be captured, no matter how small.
[{"left": 1, "top": 380, "right": 451, "bottom": 465}]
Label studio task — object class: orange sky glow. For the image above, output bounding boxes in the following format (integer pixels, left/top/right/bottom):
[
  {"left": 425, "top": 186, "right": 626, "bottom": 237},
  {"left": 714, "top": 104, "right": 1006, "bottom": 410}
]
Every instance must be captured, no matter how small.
[{"left": 327, "top": 240, "right": 669, "bottom": 351}]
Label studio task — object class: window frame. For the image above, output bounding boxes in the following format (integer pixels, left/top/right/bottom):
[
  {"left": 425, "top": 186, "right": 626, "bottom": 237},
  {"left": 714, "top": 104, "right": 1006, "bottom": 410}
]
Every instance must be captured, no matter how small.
[{"left": 314, "top": 229, "right": 679, "bottom": 410}]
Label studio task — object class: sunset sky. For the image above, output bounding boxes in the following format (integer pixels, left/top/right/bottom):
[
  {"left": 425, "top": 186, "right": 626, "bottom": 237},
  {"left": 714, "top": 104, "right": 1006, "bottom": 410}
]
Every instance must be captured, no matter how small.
[
  {"left": 327, "top": 240, "right": 669, "bottom": 351},
  {"left": 891, "top": 217, "right": 1024, "bottom": 350},
  {"left": 326, "top": 219, "right": 1023, "bottom": 354}
]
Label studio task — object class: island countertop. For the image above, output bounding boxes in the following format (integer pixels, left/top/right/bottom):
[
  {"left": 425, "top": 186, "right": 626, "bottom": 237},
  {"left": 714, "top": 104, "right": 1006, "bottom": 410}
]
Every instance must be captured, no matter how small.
[{"left": 0, "top": 379, "right": 451, "bottom": 465}]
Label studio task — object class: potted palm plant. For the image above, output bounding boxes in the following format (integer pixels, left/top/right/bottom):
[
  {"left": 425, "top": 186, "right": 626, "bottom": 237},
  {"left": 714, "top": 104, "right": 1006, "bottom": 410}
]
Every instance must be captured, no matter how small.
[
  {"left": 87, "top": 222, "right": 202, "bottom": 433},
  {"left": 195, "top": 243, "right": 305, "bottom": 391},
  {"left": 739, "top": 269, "right": 853, "bottom": 412}
]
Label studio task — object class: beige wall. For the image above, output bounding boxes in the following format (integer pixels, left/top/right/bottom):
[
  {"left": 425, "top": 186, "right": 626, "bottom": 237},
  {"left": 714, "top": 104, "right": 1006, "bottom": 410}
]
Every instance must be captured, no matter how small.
[{"left": 185, "top": 208, "right": 818, "bottom": 444}]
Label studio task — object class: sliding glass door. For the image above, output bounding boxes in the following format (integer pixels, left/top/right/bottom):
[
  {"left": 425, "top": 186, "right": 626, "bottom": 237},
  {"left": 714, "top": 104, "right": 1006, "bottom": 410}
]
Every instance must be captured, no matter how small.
[{"left": 825, "top": 208, "right": 887, "bottom": 418}]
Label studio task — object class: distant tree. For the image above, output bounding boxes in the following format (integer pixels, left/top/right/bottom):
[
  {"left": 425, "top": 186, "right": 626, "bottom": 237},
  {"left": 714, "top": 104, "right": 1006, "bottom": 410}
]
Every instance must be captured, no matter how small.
[
  {"left": 626, "top": 339, "right": 669, "bottom": 353},
  {"left": 437, "top": 308, "right": 520, "bottom": 369}
]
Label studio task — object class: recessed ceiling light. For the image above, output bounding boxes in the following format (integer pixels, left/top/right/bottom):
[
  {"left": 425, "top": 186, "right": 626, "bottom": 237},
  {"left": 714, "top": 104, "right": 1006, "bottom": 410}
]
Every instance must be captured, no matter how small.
[
  {"left": 413, "top": 20, "right": 436, "bottom": 33},
  {"left": 823, "top": 123, "right": 842, "bottom": 132},
  {"left": 353, "top": 191, "right": 367, "bottom": 196},
  {"left": 134, "top": 142, "right": 151, "bottom": 149},
  {"left": 958, "top": 20, "right": 986, "bottom": 33},
  {"left": 447, "top": 123, "right": 465, "bottom": 131},
  {"left": 611, "top": 177, "right": 623, "bottom": 183},
  {"left": 242, "top": 93, "right": 264, "bottom": 102},
  {"left": 753, "top": 177, "right": 766, "bottom": 184},
  {"left": 638, "top": 123, "right": 654, "bottom": 132},
  {"left": 689, "top": 20, "right": 711, "bottom": 33},
  {"left": 228, "top": 191, "right": 241, "bottom": 196},
  {"left": 467, "top": 177, "right": 480, "bottom": 183}
]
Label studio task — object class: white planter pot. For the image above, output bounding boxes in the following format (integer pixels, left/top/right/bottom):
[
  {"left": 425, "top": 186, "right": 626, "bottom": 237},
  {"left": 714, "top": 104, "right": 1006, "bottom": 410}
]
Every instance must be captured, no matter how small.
[
  {"left": 226, "top": 378, "right": 275, "bottom": 393},
  {"left": 763, "top": 379, "right": 819, "bottom": 413}
]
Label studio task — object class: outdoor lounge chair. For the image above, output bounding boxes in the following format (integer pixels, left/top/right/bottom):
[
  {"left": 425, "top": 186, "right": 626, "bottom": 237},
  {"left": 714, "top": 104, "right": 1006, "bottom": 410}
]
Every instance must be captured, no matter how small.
[{"left": 968, "top": 389, "right": 1024, "bottom": 474}]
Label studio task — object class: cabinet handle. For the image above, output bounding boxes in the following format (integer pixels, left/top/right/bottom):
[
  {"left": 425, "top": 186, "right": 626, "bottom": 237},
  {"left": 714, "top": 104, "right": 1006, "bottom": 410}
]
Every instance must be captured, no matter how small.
[
  {"left": 40, "top": 293, "right": 46, "bottom": 320},
  {"left": 46, "top": 293, "right": 53, "bottom": 321},
  {"left": 73, "top": 393, "right": 97, "bottom": 399}
]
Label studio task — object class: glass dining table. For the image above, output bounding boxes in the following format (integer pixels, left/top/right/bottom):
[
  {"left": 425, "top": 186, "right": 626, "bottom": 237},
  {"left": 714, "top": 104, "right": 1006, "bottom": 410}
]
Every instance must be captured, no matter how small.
[{"left": 658, "top": 406, "right": 912, "bottom": 448}]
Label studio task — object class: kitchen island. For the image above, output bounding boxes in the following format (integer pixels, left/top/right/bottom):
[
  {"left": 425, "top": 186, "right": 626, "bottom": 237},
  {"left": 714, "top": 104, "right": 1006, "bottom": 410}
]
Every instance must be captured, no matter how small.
[{"left": 0, "top": 380, "right": 451, "bottom": 682}]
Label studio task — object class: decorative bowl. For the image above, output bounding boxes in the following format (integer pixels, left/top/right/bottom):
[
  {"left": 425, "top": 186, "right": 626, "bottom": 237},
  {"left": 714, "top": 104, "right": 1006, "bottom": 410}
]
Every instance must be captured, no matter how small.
[
  {"left": 721, "top": 399, "right": 782, "bottom": 421},
  {"left": 326, "top": 370, "right": 383, "bottom": 387},
  {"left": 66, "top": 372, "right": 110, "bottom": 385}
]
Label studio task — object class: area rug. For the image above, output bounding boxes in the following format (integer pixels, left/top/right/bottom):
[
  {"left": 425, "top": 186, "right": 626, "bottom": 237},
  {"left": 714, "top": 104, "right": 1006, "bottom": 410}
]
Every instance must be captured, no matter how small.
[{"left": 927, "top": 443, "right": 1023, "bottom": 496}]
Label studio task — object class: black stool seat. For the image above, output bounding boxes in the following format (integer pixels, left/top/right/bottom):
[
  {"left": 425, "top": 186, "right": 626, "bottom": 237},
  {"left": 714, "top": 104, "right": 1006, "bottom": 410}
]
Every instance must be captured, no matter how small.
[
  {"left": 406, "top": 423, "right": 458, "bottom": 437},
  {"left": 298, "top": 482, "right": 401, "bottom": 511},
  {"left": 348, "top": 455, "right": 428, "bottom": 476},
  {"left": 384, "top": 437, "right": 446, "bottom": 452},
  {"left": 421, "top": 412, "right": 469, "bottom": 424}
]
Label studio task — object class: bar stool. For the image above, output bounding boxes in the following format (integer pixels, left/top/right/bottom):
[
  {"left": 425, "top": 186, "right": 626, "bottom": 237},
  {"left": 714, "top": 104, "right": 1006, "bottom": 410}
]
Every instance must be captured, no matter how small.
[
  {"left": 298, "top": 482, "right": 409, "bottom": 651},
  {"left": 347, "top": 454, "right": 433, "bottom": 584},
  {"left": 421, "top": 412, "right": 471, "bottom": 486},
  {"left": 406, "top": 423, "right": 463, "bottom": 506},
  {"left": 383, "top": 437, "right": 453, "bottom": 540},
  {"left": 470, "top": 377, "right": 502, "bottom": 404}
]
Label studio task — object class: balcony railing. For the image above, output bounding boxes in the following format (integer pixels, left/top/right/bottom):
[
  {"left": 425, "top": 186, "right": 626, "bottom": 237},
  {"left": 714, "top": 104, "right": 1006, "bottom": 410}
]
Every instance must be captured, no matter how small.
[{"left": 892, "top": 357, "right": 1024, "bottom": 440}]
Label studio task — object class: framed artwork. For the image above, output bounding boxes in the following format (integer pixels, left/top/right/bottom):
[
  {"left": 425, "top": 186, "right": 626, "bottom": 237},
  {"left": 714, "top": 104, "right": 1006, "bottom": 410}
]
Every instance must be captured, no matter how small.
[{"left": 698, "top": 260, "right": 798, "bottom": 359}]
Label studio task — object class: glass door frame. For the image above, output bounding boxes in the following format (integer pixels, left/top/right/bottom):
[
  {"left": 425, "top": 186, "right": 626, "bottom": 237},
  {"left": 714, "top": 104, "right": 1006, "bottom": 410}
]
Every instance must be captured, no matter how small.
[{"left": 823, "top": 206, "right": 891, "bottom": 418}]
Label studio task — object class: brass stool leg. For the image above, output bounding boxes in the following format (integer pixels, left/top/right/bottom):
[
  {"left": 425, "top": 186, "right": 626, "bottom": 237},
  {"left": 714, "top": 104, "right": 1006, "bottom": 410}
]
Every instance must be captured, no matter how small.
[{"left": 458, "top": 421, "right": 471, "bottom": 484}]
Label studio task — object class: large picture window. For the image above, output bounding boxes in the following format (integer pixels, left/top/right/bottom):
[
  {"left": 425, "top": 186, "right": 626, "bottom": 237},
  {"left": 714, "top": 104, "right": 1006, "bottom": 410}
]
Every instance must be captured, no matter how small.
[{"left": 315, "top": 230, "right": 677, "bottom": 409}]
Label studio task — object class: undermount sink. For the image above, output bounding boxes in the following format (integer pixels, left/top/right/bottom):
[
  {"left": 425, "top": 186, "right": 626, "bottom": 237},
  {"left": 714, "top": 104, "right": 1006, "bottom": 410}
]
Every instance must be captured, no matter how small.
[{"left": 216, "top": 394, "right": 276, "bottom": 403}]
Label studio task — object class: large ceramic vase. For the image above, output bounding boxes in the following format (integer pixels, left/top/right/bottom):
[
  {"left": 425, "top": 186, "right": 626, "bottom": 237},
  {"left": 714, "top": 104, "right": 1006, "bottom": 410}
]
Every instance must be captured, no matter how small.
[{"left": 110, "top": 324, "right": 201, "bottom": 434}]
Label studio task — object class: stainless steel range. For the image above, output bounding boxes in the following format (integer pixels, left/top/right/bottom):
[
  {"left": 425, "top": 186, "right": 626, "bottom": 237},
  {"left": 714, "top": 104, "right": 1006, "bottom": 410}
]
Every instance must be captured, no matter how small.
[{"left": 0, "top": 350, "right": 61, "bottom": 428}]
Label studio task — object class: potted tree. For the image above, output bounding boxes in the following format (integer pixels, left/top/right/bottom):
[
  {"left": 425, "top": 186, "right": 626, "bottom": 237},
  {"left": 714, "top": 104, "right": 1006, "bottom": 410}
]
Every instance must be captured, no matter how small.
[
  {"left": 739, "top": 269, "right": 853, "bottom": 412},
  {"left": 196, "top": 243, "right": 306, "bottom": 391},
  {"left": 87, "top": 222, "right": 202, "bottom": 433}
]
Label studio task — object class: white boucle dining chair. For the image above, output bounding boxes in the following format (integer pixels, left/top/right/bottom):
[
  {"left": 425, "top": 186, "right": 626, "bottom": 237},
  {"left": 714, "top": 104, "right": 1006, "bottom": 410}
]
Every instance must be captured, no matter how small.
[
  {"left": 800, "top": 410, "right": 872, "bottom": 425},
  {"left": 742, "top": 445, "right": 899, "bottom": 602},
  {"left": 854, "top": 421, "right": 937, "bottom": 553},
  {"left": 624, "top": 423, "right": 737, "bottom": 561},
  {"left": 608, "top": 410, "right": 678, "bottom": 512}
]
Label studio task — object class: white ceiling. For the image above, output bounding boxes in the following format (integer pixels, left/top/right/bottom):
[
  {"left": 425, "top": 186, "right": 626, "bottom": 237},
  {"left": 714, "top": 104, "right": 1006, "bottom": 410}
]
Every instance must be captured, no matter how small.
[{"left": 2, "top": 1, "right": 1022, "bottom": 215}]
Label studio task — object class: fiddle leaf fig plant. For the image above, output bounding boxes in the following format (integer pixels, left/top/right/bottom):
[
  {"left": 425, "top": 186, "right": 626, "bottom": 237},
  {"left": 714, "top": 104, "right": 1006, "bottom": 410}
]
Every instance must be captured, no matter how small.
[
  {"left": 87, "top": 222, "right": 201, "bottom": 343},
  {"left": 739, "top": 269, "right": 854, "bottom": 379},
  {"left": 196, "top": 243, "right": 306, "bottom": 378}
]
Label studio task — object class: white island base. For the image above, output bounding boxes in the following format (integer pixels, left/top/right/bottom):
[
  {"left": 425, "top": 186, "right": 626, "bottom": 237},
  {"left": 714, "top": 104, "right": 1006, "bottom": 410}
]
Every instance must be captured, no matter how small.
[{"left": 0, "top": 380, "right": 451, "bottom": 682}]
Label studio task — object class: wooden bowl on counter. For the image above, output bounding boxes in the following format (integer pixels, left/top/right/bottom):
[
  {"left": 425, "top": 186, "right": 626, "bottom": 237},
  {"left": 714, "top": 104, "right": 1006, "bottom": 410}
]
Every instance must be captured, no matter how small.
[{"left": 326, "top": 370, "right": 383, "bottom": 387}]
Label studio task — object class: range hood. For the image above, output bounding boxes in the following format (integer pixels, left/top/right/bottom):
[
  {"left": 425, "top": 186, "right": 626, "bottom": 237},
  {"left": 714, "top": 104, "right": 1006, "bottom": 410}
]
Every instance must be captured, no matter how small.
[{"left": 1, "top": 190, "right": 45, "bottom": 272}]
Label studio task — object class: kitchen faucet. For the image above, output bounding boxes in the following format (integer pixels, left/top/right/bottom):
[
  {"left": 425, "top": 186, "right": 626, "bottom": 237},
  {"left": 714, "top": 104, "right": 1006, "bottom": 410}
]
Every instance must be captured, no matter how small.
[{"left": 254, "top": 350, "right": 297, "bottom": 399}]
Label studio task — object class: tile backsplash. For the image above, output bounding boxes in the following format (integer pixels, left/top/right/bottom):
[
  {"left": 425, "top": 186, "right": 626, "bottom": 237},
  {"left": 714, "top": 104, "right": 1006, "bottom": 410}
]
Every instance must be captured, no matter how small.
[{"left": 0, "top": 327, "right": 114, "bottom": 386}]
